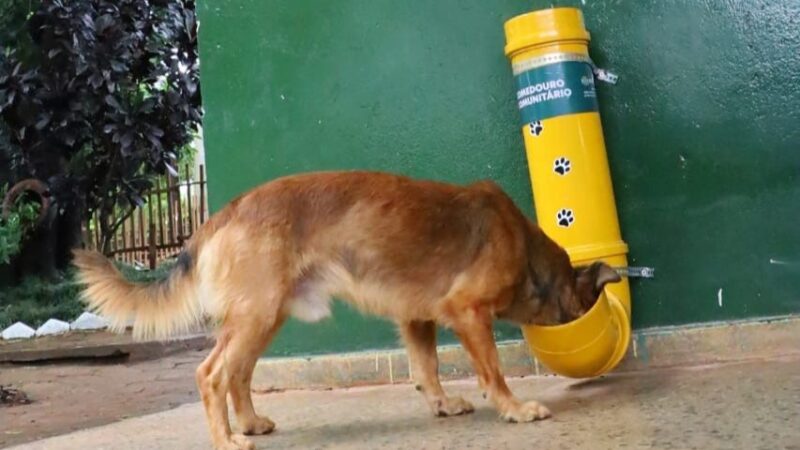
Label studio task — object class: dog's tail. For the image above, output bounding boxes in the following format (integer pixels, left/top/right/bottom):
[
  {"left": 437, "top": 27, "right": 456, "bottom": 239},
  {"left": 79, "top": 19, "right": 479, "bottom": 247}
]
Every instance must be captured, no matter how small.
[{"left": 73, "top": 248, "right": 204, "bottom": 341}]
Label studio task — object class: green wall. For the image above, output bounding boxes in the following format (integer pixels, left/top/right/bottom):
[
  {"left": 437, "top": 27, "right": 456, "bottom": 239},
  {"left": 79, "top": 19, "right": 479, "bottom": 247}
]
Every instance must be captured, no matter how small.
[{"left": 197, "top": 0, "right": 800, "bottom": 356}]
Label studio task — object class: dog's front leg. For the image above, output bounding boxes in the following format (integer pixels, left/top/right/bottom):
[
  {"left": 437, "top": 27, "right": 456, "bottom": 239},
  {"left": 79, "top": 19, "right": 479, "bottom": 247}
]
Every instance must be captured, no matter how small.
[
  {"left": 451, "top": 308, "right": 551, "bottom": 422},
  {"left": 399, "top": 320, "right": 475, "bottom": 416}
]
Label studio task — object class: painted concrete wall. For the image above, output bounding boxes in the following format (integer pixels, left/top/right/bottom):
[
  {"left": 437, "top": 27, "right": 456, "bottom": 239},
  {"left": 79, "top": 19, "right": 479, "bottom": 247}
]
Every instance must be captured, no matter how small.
[{"left": 197, "top": 0, "right": 800, "bottom": 356}]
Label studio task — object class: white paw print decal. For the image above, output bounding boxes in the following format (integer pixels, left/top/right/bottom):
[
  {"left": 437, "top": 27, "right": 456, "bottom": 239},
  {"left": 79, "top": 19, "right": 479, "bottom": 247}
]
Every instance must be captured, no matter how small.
[
  {"left": 553, "top": 157, "right": 571, "bottom": 175},
  {"left": 557, "top": 209, "right": 575, "bottom": 227},
  {"left": 529, "top": 121, "right": 543, "bottom": 137}
]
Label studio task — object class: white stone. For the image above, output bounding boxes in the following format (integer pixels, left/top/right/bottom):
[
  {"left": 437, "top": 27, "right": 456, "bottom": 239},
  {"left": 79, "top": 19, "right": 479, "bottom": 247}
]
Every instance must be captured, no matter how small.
[
  {"left": 35, "top": 318, "right": 71, "bottom": 336},
  {"left": 1, "top": 322, "right": 36, "bottom": 340},
  {"left": 70, "top": 312, "right": 108, "bottom": 331}
]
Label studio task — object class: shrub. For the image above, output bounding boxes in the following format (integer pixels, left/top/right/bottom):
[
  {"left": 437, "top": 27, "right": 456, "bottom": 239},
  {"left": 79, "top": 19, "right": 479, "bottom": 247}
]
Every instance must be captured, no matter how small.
[
  {"left": 0, "top": 185, "right": 40, "bottom": 264},
  {"left": 0, "top": 259, "right": 174, "bottom": 329}
]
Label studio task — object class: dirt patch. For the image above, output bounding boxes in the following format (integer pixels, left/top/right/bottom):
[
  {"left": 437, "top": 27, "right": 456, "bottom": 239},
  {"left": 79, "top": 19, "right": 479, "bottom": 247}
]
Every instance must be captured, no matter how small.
[{"left": 0, "top": 347, "right": 210, "bottom": 448}]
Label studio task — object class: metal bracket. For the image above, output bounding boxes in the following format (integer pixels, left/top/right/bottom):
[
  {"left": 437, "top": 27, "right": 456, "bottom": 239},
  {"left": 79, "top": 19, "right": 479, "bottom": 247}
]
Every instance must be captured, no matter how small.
[
  {"left": 589, "top": 59, "right": 619, "bottom": 85},
  {"left": 593, "top": 67, "right": 619, "bottom": 84},
  {"left": 615, "top": 266, "right": 655, "bottom": 279}
]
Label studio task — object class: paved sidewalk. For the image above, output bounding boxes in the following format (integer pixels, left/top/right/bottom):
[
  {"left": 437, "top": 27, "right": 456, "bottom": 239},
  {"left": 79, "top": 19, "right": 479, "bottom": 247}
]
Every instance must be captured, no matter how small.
[{"left": 7, "top": 356, "right": 799, "bottom": 450}]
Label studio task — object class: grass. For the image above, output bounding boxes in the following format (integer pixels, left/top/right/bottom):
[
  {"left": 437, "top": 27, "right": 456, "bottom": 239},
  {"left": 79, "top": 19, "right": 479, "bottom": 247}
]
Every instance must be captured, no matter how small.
[{"left": 0, "top": 260, "right": 176, "bottom": 330}]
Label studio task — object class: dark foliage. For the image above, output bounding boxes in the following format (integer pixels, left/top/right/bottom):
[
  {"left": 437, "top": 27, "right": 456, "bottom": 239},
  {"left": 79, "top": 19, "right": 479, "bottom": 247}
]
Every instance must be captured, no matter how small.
[{"left": 0, "top": 0, "right": 201, "bottom": 258}]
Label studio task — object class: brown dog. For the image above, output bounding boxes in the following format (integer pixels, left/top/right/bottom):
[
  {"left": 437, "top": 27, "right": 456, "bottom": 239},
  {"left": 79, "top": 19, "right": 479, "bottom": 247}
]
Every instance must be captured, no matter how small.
[{"left": 74, "top": 171, "right": 621, "bottom": 450}]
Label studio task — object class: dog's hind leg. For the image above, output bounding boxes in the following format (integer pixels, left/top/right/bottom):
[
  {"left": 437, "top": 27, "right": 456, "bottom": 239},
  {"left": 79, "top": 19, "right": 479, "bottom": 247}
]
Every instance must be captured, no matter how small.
[
  {"left": 196, "top": 263, "right": 290, "bottom": 450},
  {"left": 399, "top": 320, "right": 474, "bottom": 417},
  {"left": 227, "top": 311, "right": 287, "bottom": 436},
  {"left": 197, "top": 331, "right": 252, "bottom": 450}
]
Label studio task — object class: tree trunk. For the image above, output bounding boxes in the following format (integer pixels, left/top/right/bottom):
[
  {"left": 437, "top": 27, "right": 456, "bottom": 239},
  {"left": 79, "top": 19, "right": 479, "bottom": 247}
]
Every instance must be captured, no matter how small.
[
  {"left": 55, "top": 204, "right": 84, "bottom": 271},
  {"left": 99, "top": 211, "right": 112, "bottom": 255},
  {"left": 12, "top": 205, "right": 59, "bottom": 282}
]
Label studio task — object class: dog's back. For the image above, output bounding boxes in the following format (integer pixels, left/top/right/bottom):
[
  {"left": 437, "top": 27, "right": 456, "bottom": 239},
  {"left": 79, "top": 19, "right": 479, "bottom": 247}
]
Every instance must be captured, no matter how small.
[{"left": 76, "top": 171, "right": 536, "bottom": 338}]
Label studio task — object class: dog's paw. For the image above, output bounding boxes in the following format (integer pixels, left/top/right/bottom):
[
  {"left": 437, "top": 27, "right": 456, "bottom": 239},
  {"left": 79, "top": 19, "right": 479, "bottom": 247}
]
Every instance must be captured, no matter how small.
[
  {"left": 218, "top": 434, "right": 255, "bottom": 450},
  {"left": 500, "top": 400, "right": 551, "bottom": 423},
  {"left": 241, "top": 416, "right": 276, "bottom": 435},
  {"left": 432, "top": 396, "right": 475, "bottom": 417}
]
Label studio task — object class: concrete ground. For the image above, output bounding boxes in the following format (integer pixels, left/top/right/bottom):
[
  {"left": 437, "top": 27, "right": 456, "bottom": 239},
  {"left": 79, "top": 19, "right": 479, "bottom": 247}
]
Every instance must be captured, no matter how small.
[{"left": 5, "top": 356, "right": 798, "bottom": 450}]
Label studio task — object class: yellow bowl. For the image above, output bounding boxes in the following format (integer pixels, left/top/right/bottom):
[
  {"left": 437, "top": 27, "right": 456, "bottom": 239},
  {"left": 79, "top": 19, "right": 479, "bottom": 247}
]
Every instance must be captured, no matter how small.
[{"left": 521, "top": 289, "right": 630, "bottom": 378}]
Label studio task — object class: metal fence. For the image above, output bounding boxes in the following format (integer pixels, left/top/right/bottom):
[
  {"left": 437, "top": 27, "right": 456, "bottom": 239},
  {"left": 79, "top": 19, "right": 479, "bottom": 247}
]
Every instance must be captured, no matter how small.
[{"left": 84, "top": 164, "right": 207, "bottom": 269}]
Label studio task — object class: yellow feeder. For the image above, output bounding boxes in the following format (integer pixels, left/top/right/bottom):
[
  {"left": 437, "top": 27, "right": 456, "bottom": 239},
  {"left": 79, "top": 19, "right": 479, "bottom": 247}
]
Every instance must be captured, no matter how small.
[{"left": 504, "top": 7, "right": 631, "bottom": 377}]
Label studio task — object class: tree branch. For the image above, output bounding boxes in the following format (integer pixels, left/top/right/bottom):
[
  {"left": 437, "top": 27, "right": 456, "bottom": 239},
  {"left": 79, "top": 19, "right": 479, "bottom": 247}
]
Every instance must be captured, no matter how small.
[{"left": 100, "top": 204, "right": 135, "bottom": 255}]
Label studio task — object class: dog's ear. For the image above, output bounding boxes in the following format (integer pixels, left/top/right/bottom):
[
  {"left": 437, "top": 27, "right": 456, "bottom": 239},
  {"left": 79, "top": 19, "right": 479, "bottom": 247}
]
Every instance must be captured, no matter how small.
[
  {"left": 575, "top": 262, "right": 622, "bottom": 302},
  {"left": 592, "top": 262, "right": 622, "bottom": 292}
]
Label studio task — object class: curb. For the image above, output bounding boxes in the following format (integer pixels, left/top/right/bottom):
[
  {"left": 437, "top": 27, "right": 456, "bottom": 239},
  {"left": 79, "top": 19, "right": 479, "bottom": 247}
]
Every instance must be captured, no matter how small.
[
  {"left": 0, "top": 331, "right": 213, "bottom": 363},
  {"left": 252, "top": 315, "right": 800, "bottom": 391}
]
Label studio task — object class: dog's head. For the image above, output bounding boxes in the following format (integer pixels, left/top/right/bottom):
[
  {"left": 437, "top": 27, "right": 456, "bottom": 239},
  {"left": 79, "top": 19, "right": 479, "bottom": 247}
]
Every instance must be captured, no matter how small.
[
  {"left": 539, "top": 261, "right": 622, "bottom": 325},
  {"left": 571, "top": 261, "right": 622, "bottom": 322},
  {"left": 503, "top": 258, "right": 622, "bottom": 326}
]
